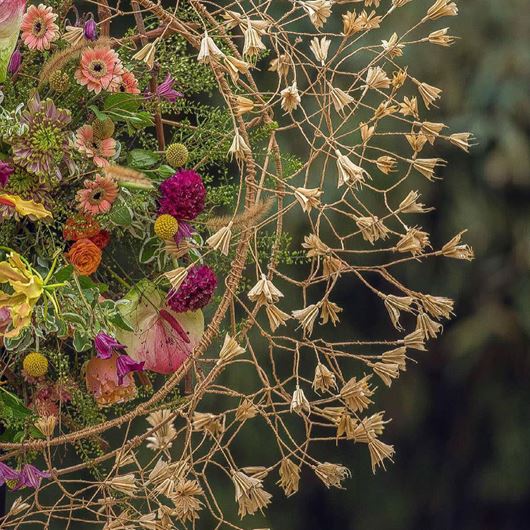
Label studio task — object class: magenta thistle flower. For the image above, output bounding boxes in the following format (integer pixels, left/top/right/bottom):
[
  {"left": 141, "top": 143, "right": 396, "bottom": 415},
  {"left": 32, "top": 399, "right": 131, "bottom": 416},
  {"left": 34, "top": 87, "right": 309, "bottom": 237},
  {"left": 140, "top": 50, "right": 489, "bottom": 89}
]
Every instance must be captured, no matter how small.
[
  {"left": 11, "top": 95, "right": 72, "bottom": 178},
  {"left": 13, "top": 464, "right": 50, "bottom": 490},
  {"left": 155, "top": 73, "right": 183, "bottom": 102},
  {"left": 0, "top": 161, "right": 14, "bottom": 188},
  {"left": 94, "top": 332, "right": 126, "bottom": 359},
  {"left": 116, "top": 354, "right": 144, "bottom": 385},
  {"left": 167, "top": 264, "right": 217, "bottom": 313},
  {"left": 0, "top": 462, "right": 19, "bottom": 485},
  {"left": 8, "top": 48, "right": 22, "bottom": 76},
  {"left": 159, "top": 169, "right": 206, "bottom": 221}
]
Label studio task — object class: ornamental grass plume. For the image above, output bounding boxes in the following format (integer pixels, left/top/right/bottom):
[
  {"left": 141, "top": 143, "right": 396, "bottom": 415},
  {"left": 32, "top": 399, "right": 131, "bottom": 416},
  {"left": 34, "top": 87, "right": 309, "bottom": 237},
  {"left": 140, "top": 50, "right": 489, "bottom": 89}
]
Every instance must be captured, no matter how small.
[{"left": 0, "top": 0, "right": 474, "bottom": 527}]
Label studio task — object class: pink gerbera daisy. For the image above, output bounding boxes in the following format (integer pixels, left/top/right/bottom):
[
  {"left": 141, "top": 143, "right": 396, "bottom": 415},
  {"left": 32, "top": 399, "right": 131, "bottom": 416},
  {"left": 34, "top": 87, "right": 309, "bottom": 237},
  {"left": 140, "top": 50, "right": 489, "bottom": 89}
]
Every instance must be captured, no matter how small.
[
  {"left": 76, "top": 174, "right": 119, "bottom": 215},
  {"left": 20, "top": 4, "right": 59, "bottom": 51},
  {"left": 113, "top": 69, "right": 141, "bottom": 94},
  {"left": 75, "top": 46, "right": 124, "bottom": 94},
  {"left": 76, "top": 124, "right": 116, "bottom": 167}
]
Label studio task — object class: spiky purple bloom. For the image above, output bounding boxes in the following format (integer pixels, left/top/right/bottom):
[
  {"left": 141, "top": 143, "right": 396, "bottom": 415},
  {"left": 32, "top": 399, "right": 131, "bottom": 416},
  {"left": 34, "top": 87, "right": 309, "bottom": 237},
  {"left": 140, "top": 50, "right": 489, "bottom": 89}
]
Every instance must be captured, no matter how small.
[
  {"left": 94, "top": 332, "right": 126, "bottom": 359},
  {"left": 159, "top": 169, "right": 206, "bottom": 221},
  {"left": 13, "top": 464, "right": 50, "bottom": 490},
  {"left": 11, "top": 95, "right": 72, "bottom": 179},
  {"left": 8, "top": 48, "right": 22, "bottom": 76},
  {"left": 0, "top": 462, "right": 19, "bottom": 485},
  {"left": 0, "top": 161, "right": 13, "bottom": 188},
  {"left": 155, "top": 74, "right": 183, "bottom": 102},
  {"left": 83, "top": 18, "right": 97, "bottom": 41},
  {"left": 167, "top": 264, "right": 217, "bottom": 313},
  {"left": 116, "top": 354, "right": 144, "bottom": 385}
]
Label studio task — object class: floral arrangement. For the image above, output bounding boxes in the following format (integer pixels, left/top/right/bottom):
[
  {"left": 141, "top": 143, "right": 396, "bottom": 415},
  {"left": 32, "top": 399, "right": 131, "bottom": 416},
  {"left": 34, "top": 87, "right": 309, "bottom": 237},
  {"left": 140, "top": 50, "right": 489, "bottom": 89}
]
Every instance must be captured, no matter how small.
[{"left": 0, "top": 0, "right": 473, "bottom": 527}]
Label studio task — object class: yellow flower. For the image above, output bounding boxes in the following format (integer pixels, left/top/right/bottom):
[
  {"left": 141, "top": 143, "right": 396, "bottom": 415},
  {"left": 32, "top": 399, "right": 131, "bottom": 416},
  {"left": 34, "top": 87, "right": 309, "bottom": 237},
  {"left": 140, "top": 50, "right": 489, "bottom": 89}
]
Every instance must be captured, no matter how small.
[
  {"left": 154, "top": 214, "right": 179, "bottom": 240},
  {"left": 0, "top": 193, "right": 52, "bottom": 220},
  {"left": 23, "top": 352, "right": 49, "bottom": 377},
  {"left": 0, "top": 252, "right": 44, "bottom": 338}
]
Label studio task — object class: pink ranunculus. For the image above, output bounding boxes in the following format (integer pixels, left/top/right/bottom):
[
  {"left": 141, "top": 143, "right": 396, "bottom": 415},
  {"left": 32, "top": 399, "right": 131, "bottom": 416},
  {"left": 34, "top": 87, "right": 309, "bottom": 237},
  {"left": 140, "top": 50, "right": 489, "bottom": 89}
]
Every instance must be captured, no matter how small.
[
  {"left": 85, "top": 354, "right": 137, "bottom": 407},
  {"left": 116, "top": 280, "right": 205, "bottom": 375}
]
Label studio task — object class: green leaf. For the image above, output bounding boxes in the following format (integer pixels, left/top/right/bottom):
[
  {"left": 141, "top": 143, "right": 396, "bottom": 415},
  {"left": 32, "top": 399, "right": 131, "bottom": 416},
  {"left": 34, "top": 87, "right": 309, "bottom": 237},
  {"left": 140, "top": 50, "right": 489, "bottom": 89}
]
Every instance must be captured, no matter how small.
[
  {"left": 73, "top": 330, "right": 92, "bottom": 352},
  {"left": 157, "top": 165, "right": 176, "bottom": 178},
  {"left": 3, "top": 327, "right": 33, "bottom": 352},
  {"left": 109, "top": 312, "right": 135, "bottom": 332},
  {"left": 78, "top": 275, "right": 98, "bottom": 290},
  {"left": 127, "top": 149, "right": 160, "bottom": 169},
  {"left": 62, "top": 312, "right": 86, "bottom": 326},
  {"left": 109, "top": 201, "right": 133, "bottom": 226},
  {"left": 54, "top": 264, "right": 73, "bottom": 282},
  {"left": 0, "top": 387, "right": 33, "bottom": 420},
  {"left": 103, "top": 93, "right": 141, "bottom": 113},
  {"left": 139, "top": 236, "right": 161, "bottom": 264},
  {"left": 89, "top": 105, "right": 109, "bottom": 121}
]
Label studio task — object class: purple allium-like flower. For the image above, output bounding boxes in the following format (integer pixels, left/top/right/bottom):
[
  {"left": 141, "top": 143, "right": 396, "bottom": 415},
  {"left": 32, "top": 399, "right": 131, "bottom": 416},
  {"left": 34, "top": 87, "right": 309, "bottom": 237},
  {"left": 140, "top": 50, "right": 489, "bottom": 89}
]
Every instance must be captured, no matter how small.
[
  {"left": 94, "top": 332, "right": 126, "bottom": 359},
  {"left": 116, "top": 354, "right": 144, "bottom": 385},
  {"left": 83, "top": 18, "right": 97, "bottom": 41},
  {"left": 13, "top": 464, "right": 50, "bottom": 490},
  {"left": 159, "top": 169, "right": 206, "bottom": 221},
  {"left": 0, "top": 462, "right": 19, "bottom": 485},
  {"left": 11, "top": 94, "right": 72, "bottom": 179},
  {"left": 167, "top": 265, "right": 217, "bottom": 313},
  {"left": 155, "top": 74, "right": 183, "bottom": 102},
  {"left": 8, "top": 48, "right": 22, "bottom": 76},
  {"left": 0, "top": 161, "right": 14, "bottom": 188}
]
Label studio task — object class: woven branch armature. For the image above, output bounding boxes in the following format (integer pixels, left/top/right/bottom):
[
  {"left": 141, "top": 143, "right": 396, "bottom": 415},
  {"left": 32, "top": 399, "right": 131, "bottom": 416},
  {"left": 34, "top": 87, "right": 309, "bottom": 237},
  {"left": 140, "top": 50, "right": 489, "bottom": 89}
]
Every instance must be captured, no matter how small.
[{"left": 0, "top": 0, "right": 473, "bottom": 528}]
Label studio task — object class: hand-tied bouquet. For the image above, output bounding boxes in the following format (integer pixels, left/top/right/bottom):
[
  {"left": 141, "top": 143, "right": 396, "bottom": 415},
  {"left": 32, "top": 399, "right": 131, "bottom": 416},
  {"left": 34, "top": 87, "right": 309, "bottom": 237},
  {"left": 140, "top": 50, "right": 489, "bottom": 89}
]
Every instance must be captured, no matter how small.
[{"left": 0, "top": 0, "right": 473, "bottom": 527}]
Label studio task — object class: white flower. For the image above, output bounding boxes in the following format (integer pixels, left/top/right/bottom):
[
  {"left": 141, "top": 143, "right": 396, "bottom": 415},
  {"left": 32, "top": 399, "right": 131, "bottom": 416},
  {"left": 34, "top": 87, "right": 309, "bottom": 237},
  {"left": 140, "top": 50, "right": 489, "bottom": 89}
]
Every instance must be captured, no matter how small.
[
  {"left": 290, "top": 385, "right": 310, "bottom": 415},
  {"left": 281, "top": 82, "right": 301, "bottom": 112},
  {"left": 198, "top": 31, "right": 226, "bottom": 64},
  {"left": 310, "top": 36, "right": 331, "bottom": 65},
  {"left": 248, "top": 273, "right": 283, "bottom": 304}
]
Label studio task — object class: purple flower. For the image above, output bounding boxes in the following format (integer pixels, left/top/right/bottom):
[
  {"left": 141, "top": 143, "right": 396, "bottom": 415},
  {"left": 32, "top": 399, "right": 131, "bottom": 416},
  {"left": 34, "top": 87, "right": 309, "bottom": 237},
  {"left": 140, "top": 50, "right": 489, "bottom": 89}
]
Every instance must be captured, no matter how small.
[
  {"left": 159, "top": 169, "right": 206, "bottom": 221},
  {"left": 0, "top": 161, "right": 14, "bottom": 188},
  {"left": 167, "top": 264, "right": 217, "bottom": 313},
  {"left": 155, "top": 74, "right": 183, "bottom": 102},
  {"left": 11, "top": 95, "right": 72, "bottom": 179},
  {"left": 0, "top": 462, "right": 19, "bottom": 485},
  {"left": 8, "top": 49, "right": 22, "bottom": 76},
  {"left": 175, "top": 221, "right": 194, "bottom": 243},
  {"left": 116, "top": 354, "right": 144, "bottom": 385},
  {"left": 83, "top": 18, "right": 97, "bottom": 41},
  {"left": 13, "top": 464, "right": 50, "bottom": 490},
  {"left": 94, "top": 332, "right": 126, "bottom": 359}
]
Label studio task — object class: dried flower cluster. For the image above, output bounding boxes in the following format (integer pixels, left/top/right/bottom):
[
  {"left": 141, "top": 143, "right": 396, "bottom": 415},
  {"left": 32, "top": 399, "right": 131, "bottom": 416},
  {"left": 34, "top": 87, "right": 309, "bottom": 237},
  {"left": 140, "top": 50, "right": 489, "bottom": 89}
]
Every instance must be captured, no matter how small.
[{"left": 0, "top": 0, "right": 472, "bottom": 528}]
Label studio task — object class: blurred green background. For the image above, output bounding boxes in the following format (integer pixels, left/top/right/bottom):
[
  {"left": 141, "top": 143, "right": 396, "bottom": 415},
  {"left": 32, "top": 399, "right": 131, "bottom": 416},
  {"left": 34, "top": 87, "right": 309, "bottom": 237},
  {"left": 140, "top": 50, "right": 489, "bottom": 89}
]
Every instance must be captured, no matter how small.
[{"left": 269, "top": 1, "right": 530, "bottom": 529}]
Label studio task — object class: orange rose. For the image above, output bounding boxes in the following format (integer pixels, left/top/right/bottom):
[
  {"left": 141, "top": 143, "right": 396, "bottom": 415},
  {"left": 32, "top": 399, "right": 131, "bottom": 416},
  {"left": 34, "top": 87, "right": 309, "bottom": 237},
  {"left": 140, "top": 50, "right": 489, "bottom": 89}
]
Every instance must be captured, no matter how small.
[{"left": 66, "top": 238, "right": 102, "bottom": 275}]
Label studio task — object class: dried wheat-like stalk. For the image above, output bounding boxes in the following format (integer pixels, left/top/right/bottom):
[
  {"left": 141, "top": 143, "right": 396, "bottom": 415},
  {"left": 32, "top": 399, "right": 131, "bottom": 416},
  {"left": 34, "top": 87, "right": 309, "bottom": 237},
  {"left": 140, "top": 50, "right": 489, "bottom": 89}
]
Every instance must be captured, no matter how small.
[{"left": 0, "top": 0, "right": 473, "bottom": 527}]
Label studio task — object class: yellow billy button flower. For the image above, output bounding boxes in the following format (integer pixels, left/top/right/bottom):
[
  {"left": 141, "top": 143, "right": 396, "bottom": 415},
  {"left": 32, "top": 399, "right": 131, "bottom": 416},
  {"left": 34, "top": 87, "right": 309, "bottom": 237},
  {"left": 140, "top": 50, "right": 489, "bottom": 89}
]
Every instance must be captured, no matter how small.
[
  {"left": 154, "top": 214, "right": 179, "bottom": 240},
  {"left": 23, "top": 352, "right": 49, "bottom": 378},
  {"left": 165, "top": 143, "right": 189, "bottom": 167}
]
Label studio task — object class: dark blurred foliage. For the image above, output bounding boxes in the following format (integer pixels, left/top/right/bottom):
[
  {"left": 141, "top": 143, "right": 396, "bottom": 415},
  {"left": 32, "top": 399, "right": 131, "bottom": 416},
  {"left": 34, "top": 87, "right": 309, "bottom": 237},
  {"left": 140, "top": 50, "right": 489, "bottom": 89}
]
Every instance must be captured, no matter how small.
[{"left": 266, "top": 1, "right": 530, "bottom": 529}]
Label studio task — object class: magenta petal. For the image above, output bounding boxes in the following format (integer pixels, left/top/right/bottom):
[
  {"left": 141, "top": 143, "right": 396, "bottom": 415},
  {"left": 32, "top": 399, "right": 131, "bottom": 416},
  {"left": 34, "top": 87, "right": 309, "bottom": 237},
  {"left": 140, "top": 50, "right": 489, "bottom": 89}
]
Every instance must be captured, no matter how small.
[
  {"left": 0, "top": 462, "right": 19, "bottom": 485},
  {"left": 116, "top": 354, "right": 144, "bottom": 385},
  {"left": 94, "top": 332, "right": 126, "bottom": 359},
  {"left": 14, "top": 464, "right": 50, "bottom": 490}
]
